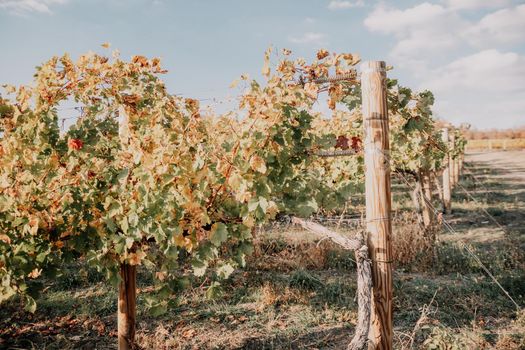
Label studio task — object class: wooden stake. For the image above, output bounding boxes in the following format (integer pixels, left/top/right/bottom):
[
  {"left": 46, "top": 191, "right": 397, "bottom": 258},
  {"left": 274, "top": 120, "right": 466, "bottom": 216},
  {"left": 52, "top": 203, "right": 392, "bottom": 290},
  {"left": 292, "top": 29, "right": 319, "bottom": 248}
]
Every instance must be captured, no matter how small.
[
  {"left": 433, "top": 171, "right": 443, "bottom": 203},
  {"left": 118, "top": 264, "right": 137, "bottom": 350},
  {"left": 117, "top": 106, "right": 137, "bottom": 350},
  {"left": 449, "top": 132, "right": 456, "bottom": 188},
  {"left": 442, "top": 128, "right": 451, "bottom": 214},
  {"left": 361, "top": 60, "right": 393, "bottom": 350},
  {"left": 420, "top": 170, "right": 433, "bottom": 227},
  {"left": 454, "top": 157, "right": 459, "bottom": 185}
]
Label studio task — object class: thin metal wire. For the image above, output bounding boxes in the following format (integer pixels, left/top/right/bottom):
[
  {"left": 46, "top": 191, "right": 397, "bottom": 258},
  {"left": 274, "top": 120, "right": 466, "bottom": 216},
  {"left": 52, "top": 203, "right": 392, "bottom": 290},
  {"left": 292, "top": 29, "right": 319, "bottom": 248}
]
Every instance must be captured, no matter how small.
[
  {"left": 461, "top": 163, "right": 493, "bottom": 196},
  {"left": 313, "top": 72, "right": 357, "bottom": 84},
  {"left": 314, "top": 149, "right": 359, "bottom": 157},
  {"left": 454, "top": 180, "right": 513, "bottom": 236},
  {"left": 355, "top": 139, "right": 520, "bottom": 309},
  {"left": 393, "top": 164, "right": 520, "bottom": 310}
]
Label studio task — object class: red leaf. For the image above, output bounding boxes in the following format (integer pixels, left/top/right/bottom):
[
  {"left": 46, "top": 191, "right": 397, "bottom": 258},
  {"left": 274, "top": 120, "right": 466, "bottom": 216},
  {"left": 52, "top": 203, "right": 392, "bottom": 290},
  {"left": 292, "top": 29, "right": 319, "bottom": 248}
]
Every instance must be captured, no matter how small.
[
  {"left": 335, "top": 135, "right": 349, "bottom": 150},
  {"left": 351, "top": 136, "right": 362, "bottom": 152},
  {"left": 68, "top": 138, "right": 83, "bottom": 151}
]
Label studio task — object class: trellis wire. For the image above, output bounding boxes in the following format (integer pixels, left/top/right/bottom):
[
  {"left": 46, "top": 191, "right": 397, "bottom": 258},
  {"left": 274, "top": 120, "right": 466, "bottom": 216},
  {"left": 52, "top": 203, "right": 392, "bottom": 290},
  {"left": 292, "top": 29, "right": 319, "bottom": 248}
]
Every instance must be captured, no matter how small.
[{"left": 394, "top": 166, "right": 520, "bottom": 310}]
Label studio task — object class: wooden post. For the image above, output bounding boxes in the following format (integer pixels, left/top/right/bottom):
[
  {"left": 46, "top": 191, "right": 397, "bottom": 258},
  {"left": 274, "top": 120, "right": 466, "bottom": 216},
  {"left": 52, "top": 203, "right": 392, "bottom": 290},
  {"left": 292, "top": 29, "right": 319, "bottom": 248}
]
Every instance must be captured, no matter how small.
[
  {"left": 433, "top": 171, "right": 443, "bottom": 203},
  {"left": 420, "top": 170, "right": 433, "bottom": 227},
  {"left": 442, "top": 128, "right": 451, "bottom": 214},
  {"left": 449, "top": 132, "right": 456, "bottom": 188},
  {"left": 117, "top": 105, "right": 137, "bottom": 350},
  {"left": 361, "top": 60, "right": 393, "bottom": 350},
  {"left": 411, "top": 180, "right": 424, "bottom": 226},
  {"left": 454, "top": 155, "right": 460, "bottom": 185},
  {"left": 118, "top": 264, "right": 137, "bottom": 350}
]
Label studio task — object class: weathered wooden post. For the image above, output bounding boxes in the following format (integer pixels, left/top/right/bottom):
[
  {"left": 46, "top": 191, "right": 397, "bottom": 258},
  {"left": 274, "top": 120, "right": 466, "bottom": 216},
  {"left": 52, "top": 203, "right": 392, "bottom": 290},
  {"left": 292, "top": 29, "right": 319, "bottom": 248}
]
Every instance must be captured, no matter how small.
[
  {"left": 449, "top": 132, "right": 456, "bottom": 188},
  {"left": 433, "top": 171, "right": 443, "bottom": 203},
  {"left": 361, "top": 61, "right": 393, "bottom": 350},
  {"left": 453, "top": 158, "right": 458, "bottom": 185},
  {"left": 118, "top": 264, "right": 137, "bottom": 350},
  {"left": 118, "top": 106, "right": 137, "bottom": 350},
  {"left": 420, "top": 170, "right": 433, "bottom": 227},
  {"left": 453, "top": 135, "right": 459, "bottom": 185},
  {"left": 442, "top": 128, "right": 451, "bottom": 214}
]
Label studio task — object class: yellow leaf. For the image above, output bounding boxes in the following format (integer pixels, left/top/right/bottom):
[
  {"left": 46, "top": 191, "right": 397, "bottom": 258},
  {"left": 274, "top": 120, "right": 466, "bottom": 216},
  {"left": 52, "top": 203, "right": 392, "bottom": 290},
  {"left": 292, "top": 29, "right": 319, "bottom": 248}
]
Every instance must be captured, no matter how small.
[
  {"left": 228, "top": 172, "right": 242, "bottom": 190},
  {"left": 101, "top": 42, "right": 111, "bottom": 49},
  {"left": 242, "top": 215, "right": 255, "bottom": 228},
  {"left": 229, "top": 79, "right": 240, "bottom": 88},
  {"left": 155, "top": 271, "right": 167, "bottom": 281},
  {"left": 0, "top": 234, "right": 11, "bottom": 244},
  {"left": 304, "top": 82, "right": 319, "bottom": 99},
  {"left": 28, "top": 268, "right": 42, "bottom": 279},
  {"left": 262, "top": 47, "right": 272, "bottom": 78},
  {"left": 28, "top": 216, "right": 39, "bottom": 235},
  {"left": 3, "top": 84, "right": 16, "bottom": 94},
  {"left": 128, "top": 250, "right": 147, "bottom": 266},
  {"left": 316, "top": 49, "right": 329, "bottom": 60},
  {"left": 249, "top": 155, "right": 267, "bottom": 174}
]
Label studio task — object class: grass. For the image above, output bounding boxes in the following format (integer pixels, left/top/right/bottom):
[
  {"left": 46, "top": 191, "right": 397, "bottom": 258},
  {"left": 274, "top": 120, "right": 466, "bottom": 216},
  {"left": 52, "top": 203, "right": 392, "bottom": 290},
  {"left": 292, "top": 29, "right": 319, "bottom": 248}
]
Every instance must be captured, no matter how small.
[{"left": 1, "top": 151, "right": 524, "bottom": 349}]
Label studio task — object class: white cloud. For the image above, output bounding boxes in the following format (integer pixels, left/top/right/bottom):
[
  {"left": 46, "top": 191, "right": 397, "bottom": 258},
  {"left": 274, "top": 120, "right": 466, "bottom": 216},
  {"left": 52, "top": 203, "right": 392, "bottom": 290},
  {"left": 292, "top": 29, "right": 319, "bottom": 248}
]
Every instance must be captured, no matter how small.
[
  {"left": 424, "top": 50, "right": 525, "bottom": 92},
  {"left": 466, "top": 4, "right": 525, "bottom": 46},
  {"left": 328, "top": 0, "right": 364, "bottom": 10},
  {"left": 0, "top": 0, "right": 67, "bottom": 14},
  {"left": 364, "top": 2, "right": 525, "bottom": 128},
  {"left": 363, "top": 2, "right": 525, "bottom": 64},
  {"left": 364, "top": 3, "right": 449, "bottom": 35},
  {"left": 364, "top": 3, "right": 466, "bottom": 65},
  {"left": 288, "top": 32, "right": 326, "bottom": 45},
  {"left": 421, "top": 50, "right": 525, "bottom": 128},
  {"left": 443, "top": 0, "right": 510, "bottom": 10}
]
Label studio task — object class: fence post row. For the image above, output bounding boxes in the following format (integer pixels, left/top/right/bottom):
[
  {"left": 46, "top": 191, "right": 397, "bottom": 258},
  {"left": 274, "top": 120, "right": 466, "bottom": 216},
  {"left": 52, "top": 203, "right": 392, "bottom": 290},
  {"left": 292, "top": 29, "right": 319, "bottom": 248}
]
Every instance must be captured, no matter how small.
[{"left": 361, "top": 60, "right": 393, "bottom": 350}]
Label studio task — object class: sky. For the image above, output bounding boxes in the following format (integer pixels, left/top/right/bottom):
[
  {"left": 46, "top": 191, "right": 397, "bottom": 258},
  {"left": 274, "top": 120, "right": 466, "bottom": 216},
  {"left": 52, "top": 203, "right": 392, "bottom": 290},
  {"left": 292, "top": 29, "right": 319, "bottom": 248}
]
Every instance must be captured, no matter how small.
[{"left": 0, "top": 0, "right": 524, "bottom": 129}]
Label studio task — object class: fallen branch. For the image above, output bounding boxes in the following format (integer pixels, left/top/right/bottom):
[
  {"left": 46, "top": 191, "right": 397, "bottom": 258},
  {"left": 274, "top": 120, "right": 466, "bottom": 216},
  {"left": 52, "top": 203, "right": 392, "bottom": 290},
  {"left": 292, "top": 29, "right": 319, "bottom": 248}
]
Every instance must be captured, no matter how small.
[{"left": 291, "top": 217, "right": 372, "bottom": 350}]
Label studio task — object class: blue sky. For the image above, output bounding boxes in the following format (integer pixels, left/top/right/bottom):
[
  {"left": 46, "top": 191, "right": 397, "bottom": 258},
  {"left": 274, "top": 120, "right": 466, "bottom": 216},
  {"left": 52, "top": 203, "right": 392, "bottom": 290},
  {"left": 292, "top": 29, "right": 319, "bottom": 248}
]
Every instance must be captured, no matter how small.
[{"left": 1, "top": 0, "right": 524, "bottom": 129}]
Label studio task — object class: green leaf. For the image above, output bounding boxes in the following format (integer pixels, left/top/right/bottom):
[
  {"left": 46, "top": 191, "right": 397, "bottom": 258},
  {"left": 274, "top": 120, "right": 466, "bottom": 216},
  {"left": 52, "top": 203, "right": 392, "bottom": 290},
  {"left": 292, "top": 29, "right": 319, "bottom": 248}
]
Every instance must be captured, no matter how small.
[
  {"left": 210, "top": 223, "right": 228, "bottom": 247},
  {"left": 192, "top": 259, "right": 208, "bottom": 277},
  {"left": 206, "top": 281, "right": 222, "bottom": 299},
  {"left": 217, "top": 263, "right": 235, "bottom": 279},
  {"left": 149, "top": 302, "right": 168, "bottom": 317},
  {"left": 24, "top": 295, "right": 37, "bottom": 313}
]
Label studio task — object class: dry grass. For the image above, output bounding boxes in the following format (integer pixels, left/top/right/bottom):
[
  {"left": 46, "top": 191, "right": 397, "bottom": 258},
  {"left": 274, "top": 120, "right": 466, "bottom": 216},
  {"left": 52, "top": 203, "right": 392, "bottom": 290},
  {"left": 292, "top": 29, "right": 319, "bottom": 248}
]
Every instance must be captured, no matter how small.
[
  {"left": 466, "top": 138, "right": 525, "bottom": 150},
  {"left": 391, "top": 212, "right": 436, "bottom": 267},
  {"left": 257, "top": 282, "right": 311, "bottom": 311},
  {"left": 249, "top": 237, "right": 333, "bottom": 272}
]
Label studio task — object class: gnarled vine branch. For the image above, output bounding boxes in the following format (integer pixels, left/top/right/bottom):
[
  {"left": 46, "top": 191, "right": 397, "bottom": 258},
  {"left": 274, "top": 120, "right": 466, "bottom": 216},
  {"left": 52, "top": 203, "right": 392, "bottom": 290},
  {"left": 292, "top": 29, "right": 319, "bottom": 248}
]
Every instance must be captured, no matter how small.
[{"left": 291, "top": 217, "right": 372, "bottom": 350}]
